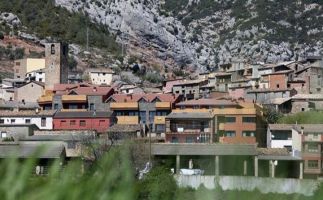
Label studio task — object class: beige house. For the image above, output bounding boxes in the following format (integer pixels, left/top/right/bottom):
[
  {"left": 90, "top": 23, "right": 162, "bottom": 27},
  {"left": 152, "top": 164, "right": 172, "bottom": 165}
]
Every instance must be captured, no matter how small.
[
  {"left": 14, "top": 58, "right": 45, "bottom": 79},
  {"left": 16, "top": 81, "right": 45, "bottom": 103},
  {"left": 88, "top": 68, "right": 114, "bottom": 85}
]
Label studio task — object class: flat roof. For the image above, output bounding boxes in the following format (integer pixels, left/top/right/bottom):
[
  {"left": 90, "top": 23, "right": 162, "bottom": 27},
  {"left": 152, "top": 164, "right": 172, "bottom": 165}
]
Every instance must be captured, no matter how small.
[
  {"left": 268, "top": 124, "right": 293, "bottom": 131},
  {"left": 166, "top": 112, "right": 214, "bottom": 119},
  {"left": 151, "top": 143, "right": 257, "bottom": 156},
  {"left": 293, "top": 124, "right": 323, "bottom": 133}
]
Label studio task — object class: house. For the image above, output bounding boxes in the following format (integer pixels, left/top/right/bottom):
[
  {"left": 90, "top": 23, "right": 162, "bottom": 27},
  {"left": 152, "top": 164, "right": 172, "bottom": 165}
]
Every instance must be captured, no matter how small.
[
  {"left": 53, "top": 111, "right": 112, "bottom": 133},
  {"left": 16, "top": 81, "right": 45, "bottom": 103},
  {"left": 118, "top": 84, "right": 143, "bottom": 94},
  {"left": 0, "top": 86, "right": 15, "bottom": 101},
  {"left": 13, "top": 58, "right": 45, "bottom": 79},
  {"left": 246, "top": 88, "right": 297, "bottom": 104},
  {"left": 0, "top": 124, "right": 37, "bottom": 141},
  {"left": 171, "top": 79, "right": 208, "bottom": 100},
  {"left": 38, "top": 84, "right": 114, "bottom": 111},
  {"left": 176, "top": 98, "right": 241, "bottom": 109},
  {"left": 294, "top": 65, "right": 323, "bottom": 94},
  {"left": 0, "top": 110, "right": 55, "bottom": 130},
  {"left": 214, "top": 72, "right": 231, "bottom": 92},
  {"left": 1, "top": 78, "right": 26, "bottom": 88},
  {"left": 292, "top": 124, "right": 323, "bottom": 178},
  {"left": 25, "top": 69, "right": 45, "bottom": 83},
  {"left": 107, "top": 93, "right": 182, "bottom": 134},
  {"left": 263, "top": 97, "right": 292, "bottom": 114},
  {"left": 267, "top": 124, "right": 293, "bottom": 150},
  {"left": 165, "top": 111, "right": 216, "bottom": 143},
  {"left": 291, "top": 94, "right": 323, "bottom": 113},
  {"left": 88, "top": 68, "right": 114, "bottom": 85}
]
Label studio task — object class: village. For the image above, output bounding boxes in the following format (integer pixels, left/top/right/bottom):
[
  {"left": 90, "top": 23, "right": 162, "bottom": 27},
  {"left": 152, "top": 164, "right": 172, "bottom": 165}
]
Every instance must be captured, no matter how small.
[{"left": 0, "top": 42, "right": 323, "bottom": 182}]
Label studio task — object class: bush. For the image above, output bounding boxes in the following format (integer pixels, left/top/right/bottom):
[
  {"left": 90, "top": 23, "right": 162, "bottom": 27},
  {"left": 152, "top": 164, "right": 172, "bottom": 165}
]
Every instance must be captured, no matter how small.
[{"left": 0, "top": 31, "right": 4, "bottom": 40}]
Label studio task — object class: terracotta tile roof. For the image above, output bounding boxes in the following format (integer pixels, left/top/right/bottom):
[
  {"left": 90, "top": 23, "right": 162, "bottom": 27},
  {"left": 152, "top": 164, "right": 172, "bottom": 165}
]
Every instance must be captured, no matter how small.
[
  {"left": 54, "top": 83, "right": 113, "bottom": 96},
  {"left": 110, "top": 94, "right": 180, "bottom": 103}
]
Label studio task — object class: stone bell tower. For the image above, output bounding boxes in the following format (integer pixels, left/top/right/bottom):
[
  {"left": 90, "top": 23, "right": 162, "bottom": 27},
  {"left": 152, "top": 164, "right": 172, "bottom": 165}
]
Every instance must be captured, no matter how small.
[{"left": 44, "top": 43, "right": 69, "bottom": 90}]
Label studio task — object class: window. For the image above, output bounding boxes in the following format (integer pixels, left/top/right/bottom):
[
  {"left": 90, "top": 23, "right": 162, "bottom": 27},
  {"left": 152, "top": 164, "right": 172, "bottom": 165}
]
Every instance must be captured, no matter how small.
[
  {"left": 1, "top": 132, "right": 7, "bottom": 138},
  {"left": 301, "top": 108, "right": 305, "bottom": 112},
  {"left": 70, "top": 120, "right": 76, "bottom": 126},
  {"left": 16, "top": 62, "right": 20, "bottom": 66},
  {"left": 186, "top": 136, "right": 194, "bottom": 143},
  {"left": 225, "top": 117, "right": 236, "bottom": 123},
  {"left": 69, "top": 104, "right": 78, "bottom": 109},
  {"left": 0, "top": 119, "right": 4, "bottom": 124},
  {"left": 99, "top": 120, "right": 105, "bottom": 126},
  {"left": 60, "top": 120, "right": 67, "bottom": 126},
  {"left": 41, "top": 118, "right": 46, "bottom": 127},
  {"left": 225, "top": 131, "right": 236, "bottom": 137},
  {"left": 193, "top": 105, "right": 200, "bottom": 109},
  {"left": 39, "top": 78, "right": 43, "bottom": 82},
  {"left": 25, "top": 119, "right": 31, "bottom": 124},
  {"left": 156, "top": 124, "right": 165, "bottom": 133},
  {"left": 242, "top": 117, "right": 256, "bottom": 123},
  {"left": 89, "top": 103, "right": 95, "bottom": 111},
  {"left": 139, "top": 111, "right": 146, "bottom": 124},
  {"left": 171, "top": 137, "right": 179, "bottom": 143},
  {"left": 149, "top": 111, "right": 156, "bottom": 123},
  {"left": 307, "top": 143, "right": 319, "bottom": 153},
  {"left": 308, "top": 160, "right": 319, "bottom": 169},
  {"left": 54, "top": 104, "right": 59, "bottom": 110},
  {"left": 10, "top": 119, "right": 15, "bottom": 124},
  {"left": 276, "top": 84, "right": 280, "bottom": 88},
  {"left": 80, "top": 120, "right": 86, "bottom": 127},
  {"left": 51, "top": 44, "right": 55, "bottom": 54},
  {"left": 242, "top": 131, "right": 255, "bottom": 137}
]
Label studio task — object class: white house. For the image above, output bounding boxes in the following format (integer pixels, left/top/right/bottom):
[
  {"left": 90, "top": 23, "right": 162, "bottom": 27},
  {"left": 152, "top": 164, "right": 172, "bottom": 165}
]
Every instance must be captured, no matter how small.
[
  {"left": 267, "top": 124, "right": 293, "bottom": 150},
  {"left": 25, "top": 69, "right": 45, "bottom": 82},
  {"left": 0, "top": 110, "right": 55, "bottom": 130},
  {"left": 88, "top": 68, "right": 114, "bottom": 85}
]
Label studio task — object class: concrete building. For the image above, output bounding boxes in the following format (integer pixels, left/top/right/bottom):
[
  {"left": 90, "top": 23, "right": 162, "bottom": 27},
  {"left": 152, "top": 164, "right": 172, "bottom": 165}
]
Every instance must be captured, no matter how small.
[
  {"left": 246, "top": 88, "right": 297, "bottom": 104},
  {"left": 172, "top": 79, "right": 207, "bottom": 100},
  {"left": 88, "top": 68, "right": 114, "bottom": 85},
  {"left": 16, "top": 81, "right": 44, "bottom": 103},
  {"left": 0, "top": 110, "right": 55, "bottom": 130},
  {"left": 0, "top": 124, "right": 37, "bottom": 140},
  {"left": 291, "top": 94, "right": 323, "bottom": 113},
  {"left": 165, "top": 111, "right": 215, "bottom": 143},
  {"left": 14, "top": 58, "right": 45, "bottom": 79},
  {"left": 44, "top": 43, "right": 69, "bottom": 90},
  {"left": 267, "top": 124, "right": 293, "bottom": 150}
]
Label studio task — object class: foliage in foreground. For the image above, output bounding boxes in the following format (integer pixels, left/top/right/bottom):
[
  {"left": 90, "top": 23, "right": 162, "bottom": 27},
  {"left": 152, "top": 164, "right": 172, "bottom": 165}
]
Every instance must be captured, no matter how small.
[{"left": 1, "top": 146, "right": 323, "bottom": 200}]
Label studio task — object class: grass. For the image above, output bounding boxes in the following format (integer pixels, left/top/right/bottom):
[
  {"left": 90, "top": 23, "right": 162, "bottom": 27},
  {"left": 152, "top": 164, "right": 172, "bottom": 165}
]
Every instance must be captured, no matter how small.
[{"left": 278, "top": 111, "right": 323, "bottom": 124}]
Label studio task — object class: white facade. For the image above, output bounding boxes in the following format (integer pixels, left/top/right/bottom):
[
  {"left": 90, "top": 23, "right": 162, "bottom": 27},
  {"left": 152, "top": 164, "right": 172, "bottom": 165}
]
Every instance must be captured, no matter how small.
[
  {"left": 267, "top": 128, "right": 292, "bottom": 149},
  {"left": 89, "top": 71, "right": 114, "bottom": 85},
  {"left": 25, "top": 70, "right": 46, "bottom": 82},
  {"left": 0, "top": 116, "right": 53, "bottom": 130}
]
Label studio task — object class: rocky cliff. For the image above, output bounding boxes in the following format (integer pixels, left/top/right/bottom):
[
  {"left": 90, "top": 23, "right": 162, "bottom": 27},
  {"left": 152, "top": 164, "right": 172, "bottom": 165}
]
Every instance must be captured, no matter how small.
[{"left": 54, "top": 0, "right": 323, "bottom": 71}]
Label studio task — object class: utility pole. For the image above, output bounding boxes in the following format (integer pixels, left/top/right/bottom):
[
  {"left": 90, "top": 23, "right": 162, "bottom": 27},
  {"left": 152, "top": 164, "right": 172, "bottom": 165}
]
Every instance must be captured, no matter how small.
[{"left": 86, "top": 26, "right": 89, "bottom": 51}]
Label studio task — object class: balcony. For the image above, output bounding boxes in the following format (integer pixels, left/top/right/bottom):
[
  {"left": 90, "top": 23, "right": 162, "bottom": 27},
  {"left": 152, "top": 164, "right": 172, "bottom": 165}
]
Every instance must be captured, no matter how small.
[
  {"left": 219, "top": 136, "right": 256, "bottom": 144},
  {"left": 110, "top": 102, "right": 138, "bottom": 110},
  {"left": 155, "top": 102, "right": 171, "bottom": 109},
  {"left": 62, "top": 95, "right": 87, "bottom": 103},
  {"left": 38, "top": 95, "right": 53, "bottom": 104},
  {"left": 116, "top": 116, "right": 139, "bottom": 125},
  {"left": 154, "top": 116, "right": 166, "bottom": 124}
]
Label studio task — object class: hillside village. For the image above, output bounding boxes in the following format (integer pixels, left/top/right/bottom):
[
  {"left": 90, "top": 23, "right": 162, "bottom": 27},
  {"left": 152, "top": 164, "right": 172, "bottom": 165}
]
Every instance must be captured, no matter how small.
[{"left": 0, "top": 39, "right": 323, "bottom": 180}]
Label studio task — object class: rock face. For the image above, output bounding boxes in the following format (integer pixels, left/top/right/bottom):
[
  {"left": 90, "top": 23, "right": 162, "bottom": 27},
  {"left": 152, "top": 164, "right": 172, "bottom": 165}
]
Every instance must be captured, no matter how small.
[{"left": 55, "top": 0, "right": 323, "bottom": 71}]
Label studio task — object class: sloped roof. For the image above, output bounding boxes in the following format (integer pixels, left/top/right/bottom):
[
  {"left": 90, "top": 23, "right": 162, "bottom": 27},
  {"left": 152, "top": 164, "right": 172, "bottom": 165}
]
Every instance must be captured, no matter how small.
[
  {"left": 22, "top": 133, "right": 96, "bottom": 141},
  {"left": 0, "top": 100, "right": 40, "bottom": 109},
  {"left": 293, "top": 124, "right": 323, "bottom": 133},
  {"left": 107, "top": 124, "right": 141, "bottom": 133},
  {"left": 0, "top": 110, "right": 56, "bottom": 117},
  {"left": 109, "top": 94, "right": 180, "bottom": 103},
  {"left": 0, "top": 143, "right": 65, "bottom": 159}
]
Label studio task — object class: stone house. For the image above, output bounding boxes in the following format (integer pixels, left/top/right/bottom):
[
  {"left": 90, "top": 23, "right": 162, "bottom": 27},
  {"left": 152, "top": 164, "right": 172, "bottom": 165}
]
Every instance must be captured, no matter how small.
[
  {"left": 291, "top": 94, "right": 323, "bottom": 113},
  {"left": 16, "top": 81, "right": 45, "bottom": 103}
]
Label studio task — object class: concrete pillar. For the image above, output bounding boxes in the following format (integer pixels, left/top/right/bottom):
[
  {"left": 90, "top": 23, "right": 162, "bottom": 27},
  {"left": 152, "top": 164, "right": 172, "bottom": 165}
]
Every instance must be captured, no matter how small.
[
  {"left": 270, "top": 160, "right": 275, "bottom": 178},
  {"left": 299, "top": 162, "right": 303, "bottom": 180},
  {"left": 254, "top": 156, "right": 258, "bottom": 177},
  {"left": 176, "top": 155, "right": 180, "bottom": 175},
  {"left": 243, "top": 160, "right": 247, "bottom": 176},
  {"left": 215, "top": 155, "right": 219, "bottom": 176}
]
